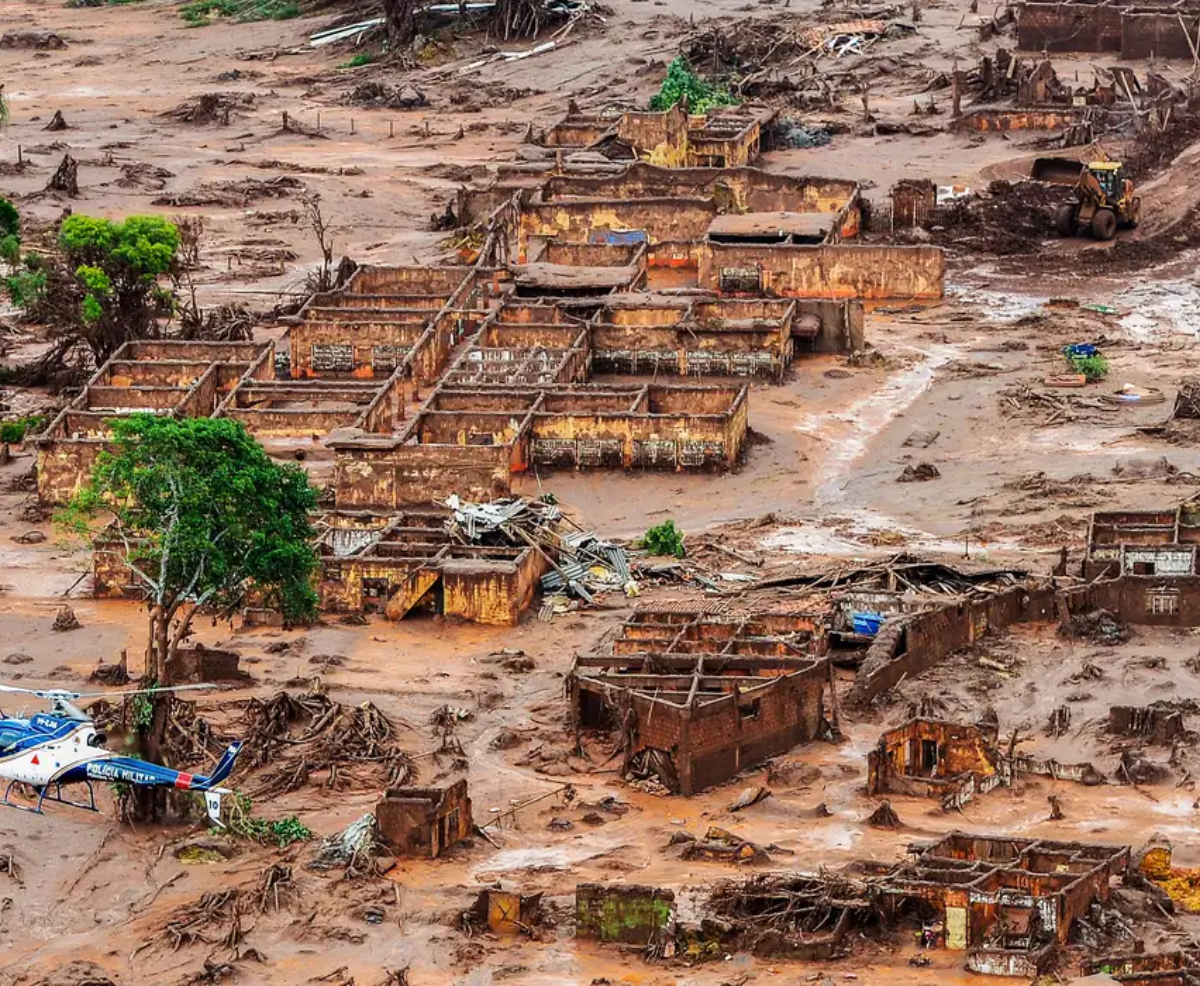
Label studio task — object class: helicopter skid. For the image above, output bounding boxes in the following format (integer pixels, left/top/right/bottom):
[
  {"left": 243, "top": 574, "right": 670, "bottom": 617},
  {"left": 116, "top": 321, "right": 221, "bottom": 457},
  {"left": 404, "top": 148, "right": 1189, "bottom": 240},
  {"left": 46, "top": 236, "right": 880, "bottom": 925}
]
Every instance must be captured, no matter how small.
[{"left": 1, "top": 778, "right": 98, "bottom": 816}]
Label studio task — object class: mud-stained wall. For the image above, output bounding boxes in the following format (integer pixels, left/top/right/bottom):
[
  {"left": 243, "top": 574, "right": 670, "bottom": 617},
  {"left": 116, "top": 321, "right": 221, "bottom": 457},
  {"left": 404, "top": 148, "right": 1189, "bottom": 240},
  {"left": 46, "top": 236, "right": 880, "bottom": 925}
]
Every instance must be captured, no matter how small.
[
  {"left": 576, "top": 884, "right": 676, "bottom": 945},
  {"left": 376, "top": 780, "right": 472, "bottom": 858},
  {"left": 289, "top": 319, "right": 428, "bottom": 380},
  {"left": 848, "top": 585, "right": 1058, "bottom": 706},
  {"left": 1083, "top": 576, "right": 1200, "bottom": 626},
  {"left": 1122, "top": 13, "right": 1200, "bottom": 59},
  {"left": 867, "top": 719, "right": 998, "bottom": 796},
  {"left": 334, "top": 442, "right": 514, "bottom": 510},
  {"left": 541, "top": 166, "right": 856, "bottom": 215},
  {"left": 701, "top": 244, "right": 945, "bottom": 301},
  {"left": 347, "top": 266, "right": 474, "bottom": 296},
  {"left": 441, "top": 553, "right": 545, "bottom": 626},
  {"left": 518, "top": 199, "right": 718, "bottom": 260},
  {"left": 224, "top": 407, "right": 365, "bottom": 437},
  {"left": 684, "top": 670, "right": 827, "bottom": 794},
  {"left": 37, "top": 440, "right": 105, "bottom": 505},
  {"left": 952, "top": 109, "right": 1087, "bottom": 131},
  {"left": 1017, "top": 2, "right": 1123, "bottom": 52}
]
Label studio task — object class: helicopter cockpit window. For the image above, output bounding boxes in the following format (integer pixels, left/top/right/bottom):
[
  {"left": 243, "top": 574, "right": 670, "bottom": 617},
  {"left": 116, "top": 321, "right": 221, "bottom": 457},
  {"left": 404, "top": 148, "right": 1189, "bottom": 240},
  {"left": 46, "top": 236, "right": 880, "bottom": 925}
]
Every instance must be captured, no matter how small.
[{"left": 0, "top": 730, "right": 22, "bottom": 754}]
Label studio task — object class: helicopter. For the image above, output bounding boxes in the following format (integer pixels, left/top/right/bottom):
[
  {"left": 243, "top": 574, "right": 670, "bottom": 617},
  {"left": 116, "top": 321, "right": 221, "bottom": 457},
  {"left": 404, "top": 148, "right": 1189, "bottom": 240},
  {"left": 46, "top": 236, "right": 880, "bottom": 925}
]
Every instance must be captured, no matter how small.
[{"left": 0, "top": 683, "right": 242, "bottom": 826}]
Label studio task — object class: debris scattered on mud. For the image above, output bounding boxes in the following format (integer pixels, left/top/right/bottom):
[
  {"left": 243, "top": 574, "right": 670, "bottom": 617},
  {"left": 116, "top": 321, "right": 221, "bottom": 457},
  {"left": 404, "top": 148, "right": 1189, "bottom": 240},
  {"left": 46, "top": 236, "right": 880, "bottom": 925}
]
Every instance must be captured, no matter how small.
[
  {"left": 896, "top": 462, "right": 940, "bottom": 482},
  {"left": 51, "top": 605, "right": 81, "bottom": 632},
  {"left": 1063, "top": 608, "right": 1133, "bottom": 646},
  {"left": 0, "top": 31, "right": 66, "bottom": 50},
  {"left": 153, "top": 176, "right": 304, "bottom": 208},
  {"left": 342, "top": 82, "right": 428, "bottom": 110},
  {"left": 162, "top": 92, "right": 257, "bottom": 126}
]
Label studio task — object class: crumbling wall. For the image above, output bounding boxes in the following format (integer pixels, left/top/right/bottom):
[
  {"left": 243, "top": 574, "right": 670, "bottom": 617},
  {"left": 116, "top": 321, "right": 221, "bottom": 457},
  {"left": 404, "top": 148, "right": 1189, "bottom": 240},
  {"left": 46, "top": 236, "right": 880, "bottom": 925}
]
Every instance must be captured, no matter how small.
[
  {"left": 848, "top": 585, "right": 1057, "bottom": 706},
  {"left": 37, "top": 440, "right": 104, "bottom": 505},
  {"left": 701, "top": 244, "right": 945, "bottom": 301},
  {"left": 1121, "top": 12, "right": 1200, "bottom": 59},
  {"left": 376, "top": 780, "right": 472, "bottom": 858},
  {"left": 967, "top": 944, "right": 1056, "bottom": 977},
  {"left": 1109, "top": 705, "right": 1186, "bottom": 744},
  {"left": 333, "top": 443, "right": 514, "bottom": 511},
  {"left": 575, "top": 884, "right": 676, "bottom": 945},
  {"left": 517, "top": 198, "right": 717, "bottom": 260},
  {"left": 953, "top": 109, "right": 1086, "bottom": 132},
  {"left": 1079, "top": 576, "right": 1200, "bottom": 626},
  {"left": 1017, "top": 2, "right": 1123, "bottom": 52}
]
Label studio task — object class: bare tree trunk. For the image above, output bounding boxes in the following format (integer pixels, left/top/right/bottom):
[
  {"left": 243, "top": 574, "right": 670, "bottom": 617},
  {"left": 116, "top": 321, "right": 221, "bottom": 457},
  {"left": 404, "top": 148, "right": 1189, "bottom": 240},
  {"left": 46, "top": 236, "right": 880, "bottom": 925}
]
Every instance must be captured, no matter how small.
[
  {"left": 132, "top": 603, "right": 190, "bottom": 823},
  {"left": 383, "top": 0, "right": 417, "bottom": 48}
]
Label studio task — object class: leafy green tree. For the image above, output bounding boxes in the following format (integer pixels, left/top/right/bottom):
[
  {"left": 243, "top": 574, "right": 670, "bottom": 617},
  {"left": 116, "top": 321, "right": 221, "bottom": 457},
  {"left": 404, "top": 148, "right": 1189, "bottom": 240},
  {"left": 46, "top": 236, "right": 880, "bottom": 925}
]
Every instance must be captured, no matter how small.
[
  {"left": 57, "top": 215, "right": 181, "bottom": 363},
  {"left": 62, "top": 416, "right": 317, "bottom": 818},
  {"left": 64, "top": 415, "right": 318, "bottom": 687}
]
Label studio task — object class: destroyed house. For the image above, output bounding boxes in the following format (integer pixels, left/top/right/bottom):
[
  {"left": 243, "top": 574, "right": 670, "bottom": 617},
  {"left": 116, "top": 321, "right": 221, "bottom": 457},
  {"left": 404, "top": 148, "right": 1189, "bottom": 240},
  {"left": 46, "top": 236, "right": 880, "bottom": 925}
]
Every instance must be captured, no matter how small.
[
  {"left": 1085, "top": 505, "right": 1200, "bottom": 579},
  {"left": 315, "top": 509, "right": 546, "bottom": 625},
  {"left": 866, "top": 717, "right": 1002, "bottom": 805},
  {"left": 540, "top": 102, "right": 778, "bottom": 168},
  {"left": 290, "top": 264, "right": 502, "bottom": 389},
  {"left": 376, "top": 779, "right": 472, "bottom": 858},
  {"left": 570, "top": 605, "right": 834, "bottom": 795},
  {"left": 332, "top": 383, "right": 749, "bottom": 510},
  {"left": 1016, "top": 0, "right": 1200, "bottom": 59},
  {"left": 867, "top": 717, "right": 1104, "bottom": 807},
  {"left": 36, "top": 340, "right": 271, "bottom": 504},
  {"left": 1084, "top": 950, "right": 1200, "bottom": 986},
  {"left": 877, "top": 833, "right": 1129, "bottom": 976},
  {"left": 467, "top": 160, "right": 943, "bottom": 302}
]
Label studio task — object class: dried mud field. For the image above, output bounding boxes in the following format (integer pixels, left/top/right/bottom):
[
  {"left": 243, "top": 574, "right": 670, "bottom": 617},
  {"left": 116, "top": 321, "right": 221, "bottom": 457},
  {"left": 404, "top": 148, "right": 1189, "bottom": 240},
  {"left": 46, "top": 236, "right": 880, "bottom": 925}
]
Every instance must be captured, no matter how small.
[{"left": 2, "top": 0, "right": 1200, "bottom": 983}]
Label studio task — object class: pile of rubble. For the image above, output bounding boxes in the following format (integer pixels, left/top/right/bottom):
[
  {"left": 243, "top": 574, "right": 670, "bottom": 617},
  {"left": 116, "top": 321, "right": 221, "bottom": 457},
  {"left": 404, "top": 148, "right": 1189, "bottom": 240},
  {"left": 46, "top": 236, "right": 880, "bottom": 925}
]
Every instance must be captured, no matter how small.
[{"left": 445, "top": 495, "right": 633, "bottom": 604}]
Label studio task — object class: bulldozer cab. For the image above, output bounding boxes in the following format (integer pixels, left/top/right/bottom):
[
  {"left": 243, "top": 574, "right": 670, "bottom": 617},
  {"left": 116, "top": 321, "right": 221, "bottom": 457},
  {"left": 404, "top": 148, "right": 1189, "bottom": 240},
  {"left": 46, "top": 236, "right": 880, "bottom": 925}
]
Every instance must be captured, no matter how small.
[{"left": 1087, "top": 162, "right": 1123, "bottom": 204}]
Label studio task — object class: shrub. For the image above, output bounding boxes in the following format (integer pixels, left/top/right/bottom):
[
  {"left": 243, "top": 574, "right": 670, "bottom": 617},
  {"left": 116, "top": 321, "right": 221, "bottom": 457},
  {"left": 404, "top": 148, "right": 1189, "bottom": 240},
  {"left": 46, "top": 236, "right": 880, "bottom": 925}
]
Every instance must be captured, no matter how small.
[
  {"left": 649, "top": 57, "right": 739, "bottom": 115},
  {"left": 640, "top": 519, "right": 686, "bottom": 558},
  {"left": 0, "top": 415, "right": 47, "bottom": 444},
  {"left": 180, "top": 0, "right": 299, "bottom": 24},
  {"left": 339, "top": 52, "right": 376, "bottom": 68},
  {"left": 1065, "top": 350, "right": 1109, "bottom": 381}
]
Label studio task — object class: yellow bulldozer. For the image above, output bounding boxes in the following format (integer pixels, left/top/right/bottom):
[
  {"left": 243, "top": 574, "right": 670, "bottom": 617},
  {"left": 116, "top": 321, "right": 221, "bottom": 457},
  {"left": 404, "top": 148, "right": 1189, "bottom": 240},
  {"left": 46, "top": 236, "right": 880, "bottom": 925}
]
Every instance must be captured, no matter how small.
[{"left": 1031, "top": 157, "right": 1141, "bottom": 241}]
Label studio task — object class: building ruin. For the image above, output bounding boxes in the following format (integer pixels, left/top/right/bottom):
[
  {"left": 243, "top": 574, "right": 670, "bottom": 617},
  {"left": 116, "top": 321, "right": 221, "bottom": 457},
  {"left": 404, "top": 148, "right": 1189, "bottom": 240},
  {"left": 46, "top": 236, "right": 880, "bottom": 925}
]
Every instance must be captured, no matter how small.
[
  {"left": 877, "top": 833, "right": 1129, "bottom": 976},
  {"left": 569, "top": 604, "right": 835, "bottom": 794}
]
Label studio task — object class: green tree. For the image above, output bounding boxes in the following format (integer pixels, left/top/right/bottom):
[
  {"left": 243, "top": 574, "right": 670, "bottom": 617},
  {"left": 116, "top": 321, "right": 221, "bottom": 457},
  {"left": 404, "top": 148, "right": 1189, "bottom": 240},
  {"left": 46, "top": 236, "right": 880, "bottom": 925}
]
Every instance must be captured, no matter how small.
[
  {"left": 57, "top": 214, "right": 181, "bottom": 363},
  {"left": 65, "top": 415, "right": 319, "bottom": 686},
  {"left": 62, "top": 416, "right": 318, "bottom": 818}
]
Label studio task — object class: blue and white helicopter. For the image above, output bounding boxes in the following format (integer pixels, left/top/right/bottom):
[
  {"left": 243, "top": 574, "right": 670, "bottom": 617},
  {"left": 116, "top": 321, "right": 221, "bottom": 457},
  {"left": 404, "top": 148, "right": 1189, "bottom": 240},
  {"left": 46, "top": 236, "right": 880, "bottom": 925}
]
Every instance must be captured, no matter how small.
[{"left": 0, "top": 683, "right": 242, "bottom": 825}]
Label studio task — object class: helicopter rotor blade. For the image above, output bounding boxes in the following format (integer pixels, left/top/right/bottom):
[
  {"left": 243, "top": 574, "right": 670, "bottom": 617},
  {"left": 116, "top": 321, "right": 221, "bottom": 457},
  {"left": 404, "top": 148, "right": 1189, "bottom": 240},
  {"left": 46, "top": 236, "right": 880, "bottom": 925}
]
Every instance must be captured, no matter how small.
[
  {"left": 0, "top": 684, "right": 46, "bottom": 697},
  {"left": 71, "top": 684, "right": 218, "bottom": 700}
]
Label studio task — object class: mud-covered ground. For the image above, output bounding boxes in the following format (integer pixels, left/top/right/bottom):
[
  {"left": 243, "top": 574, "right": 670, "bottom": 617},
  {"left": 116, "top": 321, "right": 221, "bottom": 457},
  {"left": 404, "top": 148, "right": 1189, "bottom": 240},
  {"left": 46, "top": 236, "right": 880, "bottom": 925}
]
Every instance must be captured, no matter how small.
[{"left": 3, "top": 0, "right": 1200, "bottom": 982}]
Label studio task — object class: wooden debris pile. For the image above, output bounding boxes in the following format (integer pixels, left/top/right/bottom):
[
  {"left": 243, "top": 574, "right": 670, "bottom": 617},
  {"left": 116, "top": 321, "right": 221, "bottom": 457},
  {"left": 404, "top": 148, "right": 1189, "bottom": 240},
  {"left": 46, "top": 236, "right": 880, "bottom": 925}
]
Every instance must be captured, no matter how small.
[
  {"left": 706, "top": 872, "right": 876, "bottom": 954},
  {"left": 445, "top": 494, "right": 631, "bottom": 604},
  {"left": 239, "top": 686, "right": 416, "bottom": 799}
]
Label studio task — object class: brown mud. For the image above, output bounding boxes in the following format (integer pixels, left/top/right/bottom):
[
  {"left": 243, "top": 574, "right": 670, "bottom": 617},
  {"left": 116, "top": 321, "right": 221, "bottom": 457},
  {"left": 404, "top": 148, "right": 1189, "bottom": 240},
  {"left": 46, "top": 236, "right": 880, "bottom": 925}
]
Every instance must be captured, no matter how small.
[{"left": 2, "top": 0, "right": 1200, "bottom": 982}]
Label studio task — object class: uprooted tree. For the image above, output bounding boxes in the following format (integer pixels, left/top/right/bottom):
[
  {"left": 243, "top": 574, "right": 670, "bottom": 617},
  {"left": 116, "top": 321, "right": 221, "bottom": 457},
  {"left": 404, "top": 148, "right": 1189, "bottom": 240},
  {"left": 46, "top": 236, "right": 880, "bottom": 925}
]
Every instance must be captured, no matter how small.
[{"left": 61, "top": 415, "right": 319, "bottom": 818}]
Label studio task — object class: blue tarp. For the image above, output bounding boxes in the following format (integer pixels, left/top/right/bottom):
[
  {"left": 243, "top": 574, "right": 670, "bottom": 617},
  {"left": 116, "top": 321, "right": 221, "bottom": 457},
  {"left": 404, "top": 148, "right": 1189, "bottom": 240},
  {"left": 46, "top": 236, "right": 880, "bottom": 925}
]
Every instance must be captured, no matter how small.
[{"left": 851, "top": 612, "right": 885, "bottom": 636}]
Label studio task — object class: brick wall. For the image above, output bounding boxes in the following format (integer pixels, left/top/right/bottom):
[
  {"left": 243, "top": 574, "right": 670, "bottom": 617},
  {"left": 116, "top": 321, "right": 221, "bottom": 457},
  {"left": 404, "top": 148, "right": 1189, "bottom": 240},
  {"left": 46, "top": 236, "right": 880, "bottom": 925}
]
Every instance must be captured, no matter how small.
[{"left": 575, "top": 884, "right": 676, "bottom": 944}]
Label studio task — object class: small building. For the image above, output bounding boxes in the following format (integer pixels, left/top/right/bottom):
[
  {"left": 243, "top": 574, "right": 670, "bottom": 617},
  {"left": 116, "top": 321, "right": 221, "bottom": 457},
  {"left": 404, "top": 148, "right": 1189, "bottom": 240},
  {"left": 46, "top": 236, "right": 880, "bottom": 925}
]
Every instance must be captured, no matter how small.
[
  {"left": 867, "top": 716, "right": 1103, "bottom": 808},
  {"left": 866, "top": 717, "right": 1002, "bottom": 806},
  {"left": 376, "top": 780, "right": 472, "bottom": 858},
  {"left": 1084, "top": 503, "right": 1200, "bottom": 580},
  {"left": 570, "top": 606, "right": 834, "bottom": 795}
]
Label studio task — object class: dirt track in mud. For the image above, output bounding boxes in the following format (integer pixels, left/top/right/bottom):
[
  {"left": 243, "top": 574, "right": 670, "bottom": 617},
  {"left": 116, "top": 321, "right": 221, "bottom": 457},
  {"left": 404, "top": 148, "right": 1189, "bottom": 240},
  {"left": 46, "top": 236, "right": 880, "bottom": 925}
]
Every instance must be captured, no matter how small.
[{"left": 3, "top": 0, "right": 1200, "bottom": 983}]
